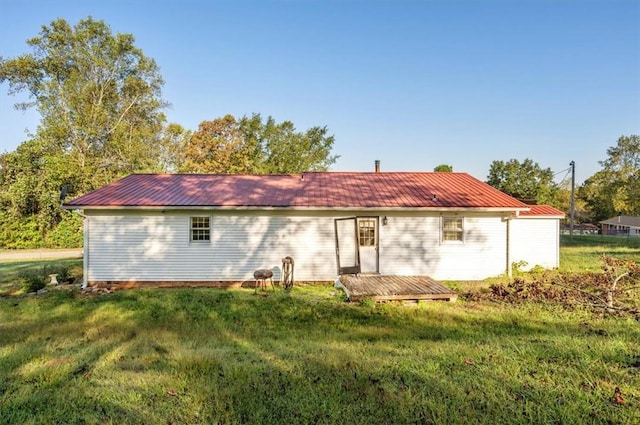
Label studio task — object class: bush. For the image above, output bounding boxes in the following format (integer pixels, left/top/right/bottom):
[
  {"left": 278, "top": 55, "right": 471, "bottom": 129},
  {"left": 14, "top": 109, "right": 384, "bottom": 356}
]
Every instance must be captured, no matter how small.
[
  {"left": 43, "top": 264, "right": 69, "bottom": 283},
  {"left": 67, "top": 265, "right": 84, "bottom": 284},
  {"left": 41, "top": 263, "right": 83, "bottom": 285},
  {"left": 14, "top": 262, "right": 83, "bottom": 293},
  {"left": 0, "top": 214, "right": 44, "bottom": 249},
  {"left": 44, "top": 211, "right": 83, "bottom": 248},
  {"left": 511, "top": 260, "right": 528, "bottom": 274},
  {"left": 0, "top": 211, "right": 83, "bottom": 249},
  {"left": 18, "top": 270, "right": 46, "bottom": 293}
]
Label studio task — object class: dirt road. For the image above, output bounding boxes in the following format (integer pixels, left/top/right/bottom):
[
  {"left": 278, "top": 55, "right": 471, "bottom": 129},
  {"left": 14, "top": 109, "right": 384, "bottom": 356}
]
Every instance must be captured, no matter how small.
[{"left": 0, "top": 249, "right": 83, "bottom": 262}]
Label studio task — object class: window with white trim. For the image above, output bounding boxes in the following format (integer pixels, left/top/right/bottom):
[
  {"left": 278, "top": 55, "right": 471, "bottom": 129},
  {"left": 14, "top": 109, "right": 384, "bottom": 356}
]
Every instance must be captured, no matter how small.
[
  {"left": 190, "top": 216, "right": 210, "bottom": 242},
  {"left": 442, "top": 217, "right": 463, "bottom": 242}
]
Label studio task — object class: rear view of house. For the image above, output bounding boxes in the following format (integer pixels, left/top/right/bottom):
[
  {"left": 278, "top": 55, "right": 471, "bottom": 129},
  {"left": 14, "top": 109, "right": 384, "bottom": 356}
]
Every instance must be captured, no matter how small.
[{"left": 63, "top": 171, "right": 564, "bottom": 288}]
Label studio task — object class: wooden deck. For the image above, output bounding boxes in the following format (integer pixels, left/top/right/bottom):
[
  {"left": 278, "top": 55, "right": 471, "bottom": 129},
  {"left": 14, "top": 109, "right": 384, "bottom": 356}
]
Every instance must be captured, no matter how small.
[{"left": 336, "top": 275, "right": 457, "bottom": 302}]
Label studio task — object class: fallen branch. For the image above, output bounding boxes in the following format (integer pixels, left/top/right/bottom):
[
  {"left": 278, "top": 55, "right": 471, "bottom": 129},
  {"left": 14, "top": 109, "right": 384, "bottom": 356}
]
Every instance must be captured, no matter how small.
[{"left": 607, "top": 271, "right": 629, "bottom": 309}]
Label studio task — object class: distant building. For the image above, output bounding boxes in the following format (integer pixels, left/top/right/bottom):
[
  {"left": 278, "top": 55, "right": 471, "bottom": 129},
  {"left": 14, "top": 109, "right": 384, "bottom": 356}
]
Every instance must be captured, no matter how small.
[
  {"left": 600, "top": 215, "right": 640, "bottom": 236},
  {"left": 560, "top": 222, "right": 599, "bottom": 235}
]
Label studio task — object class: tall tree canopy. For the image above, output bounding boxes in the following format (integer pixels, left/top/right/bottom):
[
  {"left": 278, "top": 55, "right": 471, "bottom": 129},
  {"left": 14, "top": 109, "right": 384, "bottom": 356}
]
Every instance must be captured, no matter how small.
[
  {"left": 0, "top": 17, "right": 168, "bottom": 245},
  {"left": 0, "top": 17, "right": 168, "bottom": 194},
  {"left": 433, "top": 164, "right": 453, "bottom": 172},
  {"left": 580, "top": 135, "right": 640, "bottom": 221},
  {"left": 180, "top": 115, "right": 256, "bottom": 174},
  {"left": 486, "top": 158, "right": 559, "bottom": 205},
  {"left": 180, "top": 113, "right": 338, "bottom": 174}
]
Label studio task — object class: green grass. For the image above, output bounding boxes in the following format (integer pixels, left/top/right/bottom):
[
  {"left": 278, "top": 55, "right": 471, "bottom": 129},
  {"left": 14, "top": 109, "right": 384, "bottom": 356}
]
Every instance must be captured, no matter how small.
[
  {"left": 0, "top": 258, "right": 83, "bottom": 296},
  {"left": 1, "top": 241, "right": 639, "bottom": 424},
  {"left": 560, "top": 235, "right": 640, "bottom": 272},
  {"left": 1, "top": 287, "right": 638, "bottom": 424}
]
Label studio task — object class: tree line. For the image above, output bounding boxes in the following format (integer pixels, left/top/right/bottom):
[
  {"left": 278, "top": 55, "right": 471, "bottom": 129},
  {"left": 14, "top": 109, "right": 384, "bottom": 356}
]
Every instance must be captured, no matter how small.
[
  {"left": 1, "top": 17, "right": 638, "bottom": 248},
  {"left": 483, "top": 135, "right": 639, "bottom": 223},
  {"left": 0, "top": 18, "right": 338, "bottom": 248}
]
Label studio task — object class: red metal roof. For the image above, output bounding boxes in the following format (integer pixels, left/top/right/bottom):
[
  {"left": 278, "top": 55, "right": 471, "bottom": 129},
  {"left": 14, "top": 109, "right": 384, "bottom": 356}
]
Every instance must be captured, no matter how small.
[
  {"left": 64, "top": 172, "right": 531, "bottom": 210},
  {"left": 519, "top": 205, "right": 566, "bottom": 217}
]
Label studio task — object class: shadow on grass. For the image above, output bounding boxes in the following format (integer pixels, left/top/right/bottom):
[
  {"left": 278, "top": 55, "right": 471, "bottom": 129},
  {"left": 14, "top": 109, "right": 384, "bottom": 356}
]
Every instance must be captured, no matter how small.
[{"left": 1, "top": 287, "right": 638, "bottom": 424}]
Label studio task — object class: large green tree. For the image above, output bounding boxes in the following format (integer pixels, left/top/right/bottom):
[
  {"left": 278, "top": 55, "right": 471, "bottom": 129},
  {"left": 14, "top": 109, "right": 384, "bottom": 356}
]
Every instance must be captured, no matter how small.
[
  {"left": 0, "top": 17, "right": 168, "bottom": 194},
  {"left": 180, "top": 113, "right": 338, "bottom": 174},
  {"left": 157, "top": 123, "right": 192, "bottom": 173},
  {"left": 486, "top": 158, "right": 559, "bottom": 205},
  {"left": 240, "top": 114, "right": 338, "bottom": 174},
  {"left": 0, "top": 17, "right": 168, "bottom": 245},
  {"left": 580, "top": 135, "right": 640, "bottom": 221}
]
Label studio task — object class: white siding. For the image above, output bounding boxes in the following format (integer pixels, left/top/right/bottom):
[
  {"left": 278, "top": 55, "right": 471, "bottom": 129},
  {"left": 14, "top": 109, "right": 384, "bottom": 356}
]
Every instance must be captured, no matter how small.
[
  {"left": 86, "top": 210, "right": 338, "bottom": 283},
  {"left": 84, "top": 210, "right": 513, "bottom": 283},
  {"left": 378, "top": 214, "right": 507, "bottom": 280},
  {"left": 510, "top": 217, "right": 560, "bottom": 270}
]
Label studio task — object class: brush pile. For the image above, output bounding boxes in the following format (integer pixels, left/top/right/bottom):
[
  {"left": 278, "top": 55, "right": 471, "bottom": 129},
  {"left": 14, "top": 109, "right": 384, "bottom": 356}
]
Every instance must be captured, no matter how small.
[{"left": 464, "top": 255, "right": 639, "bottom": 318}]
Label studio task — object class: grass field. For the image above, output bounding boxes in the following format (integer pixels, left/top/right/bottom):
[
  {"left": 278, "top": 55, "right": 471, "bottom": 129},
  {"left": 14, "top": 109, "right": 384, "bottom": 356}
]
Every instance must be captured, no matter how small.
[
  {"left": 560, "top": 234, "right": 640, "bottom": 273},
  {"left": 0, "top": 237, "right": 638, "bottom": 424}
]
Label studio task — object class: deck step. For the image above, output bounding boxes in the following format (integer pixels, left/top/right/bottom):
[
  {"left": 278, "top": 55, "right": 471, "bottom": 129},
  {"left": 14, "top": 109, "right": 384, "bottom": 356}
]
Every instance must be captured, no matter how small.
[{"left": 336, "top": 275, "right": 457, "bottom": 302}]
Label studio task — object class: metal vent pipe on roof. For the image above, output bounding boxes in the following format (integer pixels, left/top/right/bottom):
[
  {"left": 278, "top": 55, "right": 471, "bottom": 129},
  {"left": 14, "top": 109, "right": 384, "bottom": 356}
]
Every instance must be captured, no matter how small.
[{"left": 375, "top": 160, "right": 380, "bottom": 173}]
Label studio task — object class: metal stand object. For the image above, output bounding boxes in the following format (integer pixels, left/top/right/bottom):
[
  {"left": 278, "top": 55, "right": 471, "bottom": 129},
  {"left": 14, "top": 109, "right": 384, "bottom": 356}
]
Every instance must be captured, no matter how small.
[
  {"left": 281, "top": 256, "right": 294, "bottom": 291},
  {"left": 253, "top": 269, "right": 274, "bottom": 293}
]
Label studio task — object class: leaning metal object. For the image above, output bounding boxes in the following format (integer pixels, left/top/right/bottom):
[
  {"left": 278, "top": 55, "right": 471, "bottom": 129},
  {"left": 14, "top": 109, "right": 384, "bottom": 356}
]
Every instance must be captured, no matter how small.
[{"left": 281, "top": 256, "right": 294, "bottom": 291}]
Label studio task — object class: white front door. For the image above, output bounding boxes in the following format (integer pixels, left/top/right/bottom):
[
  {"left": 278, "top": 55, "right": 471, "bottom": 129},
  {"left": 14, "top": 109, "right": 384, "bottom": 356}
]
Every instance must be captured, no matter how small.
[{"left": 357, "top": 217, "right": 378, "bottom": 274}]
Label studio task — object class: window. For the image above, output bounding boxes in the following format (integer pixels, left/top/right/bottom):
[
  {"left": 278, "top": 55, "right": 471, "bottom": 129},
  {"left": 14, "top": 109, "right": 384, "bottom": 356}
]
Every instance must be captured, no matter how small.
[
  {"left": 358, "top": 218, "right": 376, "bottom": 246},
  {"left": 190, "top": 216, "right": 210, "bottom": 242},
  {"left": 442, "top": 217, "right": 463, "bottom": 242}
]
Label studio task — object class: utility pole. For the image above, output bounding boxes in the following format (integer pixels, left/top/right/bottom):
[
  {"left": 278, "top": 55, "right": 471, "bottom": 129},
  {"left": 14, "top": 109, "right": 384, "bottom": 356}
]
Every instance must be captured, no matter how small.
[{"left": 570, "top": 161, "right": 575, "bottom": 239}]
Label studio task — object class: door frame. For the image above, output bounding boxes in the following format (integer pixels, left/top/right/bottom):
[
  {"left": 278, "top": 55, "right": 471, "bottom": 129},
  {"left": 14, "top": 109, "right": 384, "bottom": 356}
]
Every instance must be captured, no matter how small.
[
  {"left": 334, "top": 217, "right": 360, "bottom": 275},
  {"left": 334, "top": 216, "right": 380, "bottom": 275}
]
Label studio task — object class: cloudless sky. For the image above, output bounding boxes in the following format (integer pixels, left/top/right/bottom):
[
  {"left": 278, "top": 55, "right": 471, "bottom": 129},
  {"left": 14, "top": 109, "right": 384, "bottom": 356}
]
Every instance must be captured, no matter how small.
[{"left": 1, "top": 0, "right": 638, "bottom": 184}]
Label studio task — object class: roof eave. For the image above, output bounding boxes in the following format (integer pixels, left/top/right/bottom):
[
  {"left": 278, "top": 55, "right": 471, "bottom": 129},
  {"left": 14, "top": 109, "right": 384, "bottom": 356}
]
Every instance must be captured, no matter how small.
[{"left": 63, "top": 205, "right": 530, "bottom": 213}]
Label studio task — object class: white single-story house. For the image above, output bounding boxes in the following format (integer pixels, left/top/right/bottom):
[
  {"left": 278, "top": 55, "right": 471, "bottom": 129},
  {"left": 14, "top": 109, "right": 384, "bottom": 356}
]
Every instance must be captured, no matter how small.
[
  {"left": 600, "top": 215, "right": 640, "bottom": 236},
  {"left": 63, "top": 171, "right": 565, "bottom": 288}
]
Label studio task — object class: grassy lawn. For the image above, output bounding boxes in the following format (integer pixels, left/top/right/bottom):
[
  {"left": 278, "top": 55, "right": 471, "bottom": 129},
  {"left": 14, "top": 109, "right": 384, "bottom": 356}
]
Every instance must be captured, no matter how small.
[
  {"left": 0, "top": 258, "right": 83, "bottom": 296},
  {"left": 560, "top": 234, "right": 640, "bottom": 273},
  {"left": 0, "top": 240, "right": 638, "bottom": 424}
]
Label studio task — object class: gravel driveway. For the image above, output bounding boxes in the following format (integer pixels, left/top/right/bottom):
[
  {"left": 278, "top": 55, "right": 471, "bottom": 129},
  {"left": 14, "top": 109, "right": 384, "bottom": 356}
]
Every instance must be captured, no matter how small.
[{"left": 0, "top": 249, "right": 83, "bottom": 262}]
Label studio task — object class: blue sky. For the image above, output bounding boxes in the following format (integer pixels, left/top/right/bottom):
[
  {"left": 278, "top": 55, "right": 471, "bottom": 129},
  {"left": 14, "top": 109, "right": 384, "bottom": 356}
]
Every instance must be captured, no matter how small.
[{"left": 1, "top": 0, "right": 638, "bottom": 184}]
